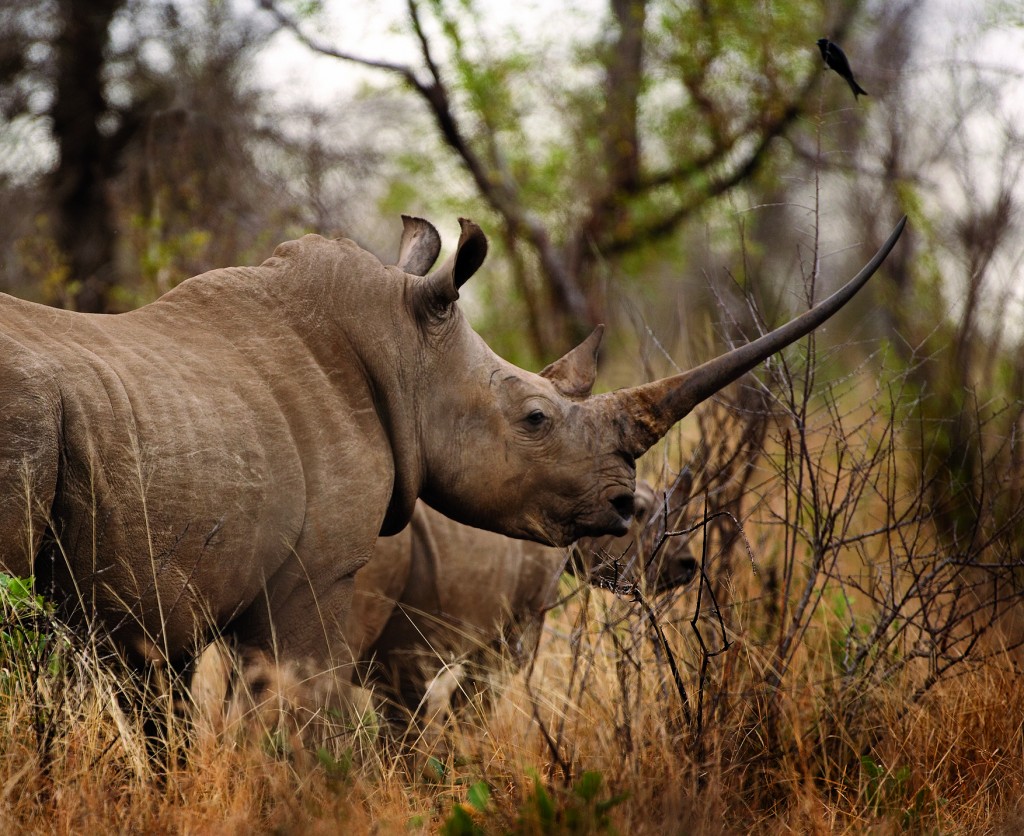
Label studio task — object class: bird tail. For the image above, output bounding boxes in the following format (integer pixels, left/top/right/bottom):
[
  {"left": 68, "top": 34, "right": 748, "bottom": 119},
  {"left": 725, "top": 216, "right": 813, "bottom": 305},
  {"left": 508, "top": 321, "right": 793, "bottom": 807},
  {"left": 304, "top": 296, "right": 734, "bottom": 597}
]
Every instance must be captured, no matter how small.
[{"left": 853, "top": 81, "right": 868, "bottom": 98}]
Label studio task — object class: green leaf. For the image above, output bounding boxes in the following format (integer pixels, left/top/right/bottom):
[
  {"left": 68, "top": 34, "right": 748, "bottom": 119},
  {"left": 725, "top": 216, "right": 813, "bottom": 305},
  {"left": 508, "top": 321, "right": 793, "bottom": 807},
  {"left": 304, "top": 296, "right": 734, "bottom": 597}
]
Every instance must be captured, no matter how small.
[
  {"left": 0, "top": 574, "right": 34, "bottom": 607},
  {"left": 467, "top": 780, "right": 490, "bottom": 812},
  {"left": 440, "top": 804, "right": 484, "bottom": 836},
  {"left": 573, "top": 770, "right": 603, "bottom": 802},
  {"left": 425, "top": 756, "right": 446, "bottom": 781},
  {"left": 531, "top": 773, "right": 555, "bottom": 825},
  {"left": 316, "top": 745, "right": 352, "bottom": 779},
  {"left": 860, "top": 755, "right": 883, "bottom": 779},
  {"left": 596, "top": 791, "right": 630, "bottom": 816}
]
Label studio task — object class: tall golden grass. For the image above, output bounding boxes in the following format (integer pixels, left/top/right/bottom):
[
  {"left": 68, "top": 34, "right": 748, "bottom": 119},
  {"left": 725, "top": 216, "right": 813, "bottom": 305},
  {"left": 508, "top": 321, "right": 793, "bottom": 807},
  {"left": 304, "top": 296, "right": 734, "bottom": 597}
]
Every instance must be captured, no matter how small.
[
  {"left": 1, "top": 556, "right": 1023, "bottom": 834},
  {"left": 3, "top": 341, "right": 1024, "bottom": 834}
]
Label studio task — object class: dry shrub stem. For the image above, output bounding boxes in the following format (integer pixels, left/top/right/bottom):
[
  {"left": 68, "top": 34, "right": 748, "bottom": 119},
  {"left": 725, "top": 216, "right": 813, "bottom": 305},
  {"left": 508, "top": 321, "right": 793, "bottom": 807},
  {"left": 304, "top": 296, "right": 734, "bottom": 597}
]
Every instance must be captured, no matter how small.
[{"left": 5, "top": 219, "right": 1024, "bottom": 831}]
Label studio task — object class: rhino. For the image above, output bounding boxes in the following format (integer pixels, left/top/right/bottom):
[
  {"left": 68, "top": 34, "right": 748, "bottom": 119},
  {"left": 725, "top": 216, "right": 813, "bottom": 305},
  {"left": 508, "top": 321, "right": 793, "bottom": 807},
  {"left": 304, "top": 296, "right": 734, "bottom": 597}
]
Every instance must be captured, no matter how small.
[
  {"left": 0, "top": 213, "right": 906, "bottom": 703},
  {"left": 347, "top": 480, "right": 696, "bottom": 720}
]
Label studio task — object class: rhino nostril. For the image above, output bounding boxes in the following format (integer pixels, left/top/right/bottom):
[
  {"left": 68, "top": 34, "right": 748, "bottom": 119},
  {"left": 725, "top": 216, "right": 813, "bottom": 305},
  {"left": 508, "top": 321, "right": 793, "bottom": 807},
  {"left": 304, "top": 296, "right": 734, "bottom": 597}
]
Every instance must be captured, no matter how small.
[
  {"left": 678, "top": 558, "right": 698, "bottom": 586},
  {"left": 610, "top": 492, "right": 635, "bottom": 521}
]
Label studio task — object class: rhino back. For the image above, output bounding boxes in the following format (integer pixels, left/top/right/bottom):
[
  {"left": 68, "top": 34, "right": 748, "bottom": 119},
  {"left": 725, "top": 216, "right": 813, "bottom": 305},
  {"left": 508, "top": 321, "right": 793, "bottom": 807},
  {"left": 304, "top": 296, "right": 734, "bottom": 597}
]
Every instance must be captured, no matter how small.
[{"left": 0, "top": 255, "right": 394, "bottom": 659}]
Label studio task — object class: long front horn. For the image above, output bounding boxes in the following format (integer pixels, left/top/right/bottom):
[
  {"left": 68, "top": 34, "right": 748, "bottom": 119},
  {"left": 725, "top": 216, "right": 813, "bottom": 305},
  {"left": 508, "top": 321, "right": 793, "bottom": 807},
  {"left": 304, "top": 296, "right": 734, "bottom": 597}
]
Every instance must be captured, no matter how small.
[{"left": 613, "top": 216, "right": 907, "bottom": 457}]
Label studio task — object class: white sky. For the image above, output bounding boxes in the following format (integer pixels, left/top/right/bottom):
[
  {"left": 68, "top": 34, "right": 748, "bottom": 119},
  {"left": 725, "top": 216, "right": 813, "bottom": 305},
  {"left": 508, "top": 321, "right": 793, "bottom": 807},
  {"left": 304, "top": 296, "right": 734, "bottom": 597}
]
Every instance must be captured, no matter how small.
[
  {"left": 251, "top": 0, "right": 1023, "bottom": 107},
  {"left": 252, "top": 0, "right": 605, "bottom": 106}
]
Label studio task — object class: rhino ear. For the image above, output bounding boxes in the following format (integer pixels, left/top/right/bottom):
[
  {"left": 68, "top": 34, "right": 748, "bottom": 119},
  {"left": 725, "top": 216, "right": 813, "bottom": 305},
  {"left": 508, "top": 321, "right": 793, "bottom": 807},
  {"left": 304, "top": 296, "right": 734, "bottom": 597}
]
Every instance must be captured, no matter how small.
[
  {"left": 416, "top": 218, "right": 488, "bottom": 313},
  {"left": 540, "top": 325, "right": 604, "bottom": 398},
  {"left": 395, "top": 215, "right": 442, "bottom": 276}
]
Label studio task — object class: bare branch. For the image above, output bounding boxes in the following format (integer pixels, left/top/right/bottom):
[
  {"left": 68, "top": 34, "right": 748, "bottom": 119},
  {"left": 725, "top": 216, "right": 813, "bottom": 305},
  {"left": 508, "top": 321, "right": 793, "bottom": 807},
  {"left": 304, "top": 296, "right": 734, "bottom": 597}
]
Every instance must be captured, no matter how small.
[{"left": 260, "top": 0, "right": 592, "bottom": 333}]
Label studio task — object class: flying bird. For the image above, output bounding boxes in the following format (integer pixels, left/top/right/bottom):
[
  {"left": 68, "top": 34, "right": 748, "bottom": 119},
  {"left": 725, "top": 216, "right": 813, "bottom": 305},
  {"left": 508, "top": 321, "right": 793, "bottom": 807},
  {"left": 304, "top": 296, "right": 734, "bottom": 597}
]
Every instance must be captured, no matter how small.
[{"left": 817, "top": 38, "right": 868, "bottom": 100}]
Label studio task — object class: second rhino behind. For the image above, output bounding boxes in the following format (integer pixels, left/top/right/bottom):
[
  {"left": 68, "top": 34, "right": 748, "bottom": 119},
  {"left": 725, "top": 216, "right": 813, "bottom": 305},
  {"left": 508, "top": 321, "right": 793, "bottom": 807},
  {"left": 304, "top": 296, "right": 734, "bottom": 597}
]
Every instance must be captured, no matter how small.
[{"left": 347, "top": 480, "right": 696, "bottom": 721}]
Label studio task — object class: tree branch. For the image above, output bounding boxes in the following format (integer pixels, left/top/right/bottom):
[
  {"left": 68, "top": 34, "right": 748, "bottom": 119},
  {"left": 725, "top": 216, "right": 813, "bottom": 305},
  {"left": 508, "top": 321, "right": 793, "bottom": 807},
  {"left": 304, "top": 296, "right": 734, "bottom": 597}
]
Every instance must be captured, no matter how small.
[
  {"left": 258, "top": 0, "right": 423, "bottom": 86},
  {"left": 603, "top": 99, "right": 804, "bottom": 256},
  {"left": 259, "top": 0, "right": 591, "bottom": 332}
]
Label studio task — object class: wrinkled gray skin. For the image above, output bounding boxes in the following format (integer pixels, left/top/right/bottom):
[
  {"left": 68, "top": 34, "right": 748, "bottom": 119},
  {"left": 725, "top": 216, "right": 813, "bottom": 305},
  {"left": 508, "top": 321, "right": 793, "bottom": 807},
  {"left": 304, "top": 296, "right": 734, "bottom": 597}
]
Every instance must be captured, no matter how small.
[
  {"left": 347, "top": 480, "right": 696, "bottom": 716},
  {"left": 0, "top": 213, "right": 905, "bottom": 698}
]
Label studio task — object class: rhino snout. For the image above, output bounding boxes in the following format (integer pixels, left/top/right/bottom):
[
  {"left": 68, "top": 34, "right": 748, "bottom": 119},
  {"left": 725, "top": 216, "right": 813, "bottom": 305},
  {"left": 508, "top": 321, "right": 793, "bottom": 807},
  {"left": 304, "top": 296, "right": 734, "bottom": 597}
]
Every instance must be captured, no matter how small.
[
  {"left": 652, "top": 555, "right": 698, "bottom": 593},
  {"left": 673, "top": 557, "right": 698, "bottom": 588}
]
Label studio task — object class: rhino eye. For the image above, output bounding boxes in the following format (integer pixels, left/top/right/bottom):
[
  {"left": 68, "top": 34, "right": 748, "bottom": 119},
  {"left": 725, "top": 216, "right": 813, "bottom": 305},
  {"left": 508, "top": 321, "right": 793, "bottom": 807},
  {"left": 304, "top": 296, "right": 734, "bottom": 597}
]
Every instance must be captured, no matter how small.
[{"left": 524, "top": 409, "right": 548, "bottom": 428}]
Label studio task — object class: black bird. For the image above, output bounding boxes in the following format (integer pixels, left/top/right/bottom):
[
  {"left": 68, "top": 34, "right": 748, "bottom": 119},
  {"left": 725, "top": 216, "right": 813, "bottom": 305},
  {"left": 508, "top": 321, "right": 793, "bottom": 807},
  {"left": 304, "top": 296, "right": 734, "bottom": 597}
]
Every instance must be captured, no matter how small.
[{"left": 817, "top": 38, "right": 868, "bottom": 100}]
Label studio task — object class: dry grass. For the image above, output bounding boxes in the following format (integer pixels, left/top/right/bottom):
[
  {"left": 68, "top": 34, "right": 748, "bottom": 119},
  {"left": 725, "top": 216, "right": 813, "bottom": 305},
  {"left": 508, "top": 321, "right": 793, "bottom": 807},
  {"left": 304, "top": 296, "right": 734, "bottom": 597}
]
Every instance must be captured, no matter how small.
[
  {"left": 3, "top": 352, "right": 1024, "bottom": 833},
  {"left": 2, "top": 513, "right": 1024, "bottom": 834}
]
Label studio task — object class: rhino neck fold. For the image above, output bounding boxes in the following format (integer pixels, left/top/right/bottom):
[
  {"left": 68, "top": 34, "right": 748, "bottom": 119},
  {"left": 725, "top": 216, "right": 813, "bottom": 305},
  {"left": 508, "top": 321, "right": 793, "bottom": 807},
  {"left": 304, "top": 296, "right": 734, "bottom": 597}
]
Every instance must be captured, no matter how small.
[
  {"left": 379, "top": 438, "right": 423, "bottom": 537},
  {"left": 366, "top": 364, "right": 428, "bottom": 538}
]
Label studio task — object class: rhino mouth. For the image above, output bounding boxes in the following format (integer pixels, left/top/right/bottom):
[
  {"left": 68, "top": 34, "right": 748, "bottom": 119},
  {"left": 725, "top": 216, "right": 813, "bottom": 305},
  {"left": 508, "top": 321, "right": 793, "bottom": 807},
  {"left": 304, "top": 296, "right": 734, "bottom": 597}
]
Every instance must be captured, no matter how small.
[
  {"left": 533, "top": 489, "right": 635, "bottom": 545},
  {"left": 568, "top": 494, "right": 633, "bottom": 540}
]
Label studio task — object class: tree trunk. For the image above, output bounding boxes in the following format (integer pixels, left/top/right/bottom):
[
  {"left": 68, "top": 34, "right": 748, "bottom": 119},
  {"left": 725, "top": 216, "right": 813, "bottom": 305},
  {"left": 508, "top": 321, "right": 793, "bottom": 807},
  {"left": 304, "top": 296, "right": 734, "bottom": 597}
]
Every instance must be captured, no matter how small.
[{"left": 50, "top": 0, "right": 124, "bottom": 312}]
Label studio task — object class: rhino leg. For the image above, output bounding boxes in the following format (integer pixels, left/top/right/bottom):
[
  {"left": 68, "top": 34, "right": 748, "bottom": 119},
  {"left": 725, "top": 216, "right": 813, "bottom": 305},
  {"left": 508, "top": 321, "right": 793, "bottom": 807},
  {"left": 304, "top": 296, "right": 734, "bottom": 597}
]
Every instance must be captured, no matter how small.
[
  {"left": 0, "top": 368, "right": 60, "bottom": 578},
  {"left": 422, "top": 661, "right": 465, "bottom": 721},
  {"left": 224, "top": 571, "right": 359, "bottom": 740},
  {"left": 185, "top": 639, "right": 298, "bottom": 751},
  {"left": 407, "top": 660, "right": 465, "bottom": 766}
]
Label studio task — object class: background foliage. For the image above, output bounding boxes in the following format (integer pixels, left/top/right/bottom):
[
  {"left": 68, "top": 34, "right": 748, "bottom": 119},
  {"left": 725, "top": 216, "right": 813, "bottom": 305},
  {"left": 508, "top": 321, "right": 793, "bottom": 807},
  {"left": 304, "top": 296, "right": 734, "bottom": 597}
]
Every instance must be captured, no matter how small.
[{"left": 2, "top": 0, "right": 1024, "bottom": 831}]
